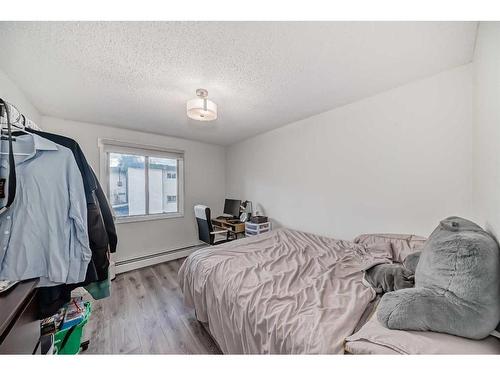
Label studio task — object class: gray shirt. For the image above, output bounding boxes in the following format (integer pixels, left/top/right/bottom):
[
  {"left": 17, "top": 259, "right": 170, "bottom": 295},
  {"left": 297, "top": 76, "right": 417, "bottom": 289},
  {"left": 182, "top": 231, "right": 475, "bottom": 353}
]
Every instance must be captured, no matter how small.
[{"left": 0, "top": 134, "right": 91, "bottom": 286}]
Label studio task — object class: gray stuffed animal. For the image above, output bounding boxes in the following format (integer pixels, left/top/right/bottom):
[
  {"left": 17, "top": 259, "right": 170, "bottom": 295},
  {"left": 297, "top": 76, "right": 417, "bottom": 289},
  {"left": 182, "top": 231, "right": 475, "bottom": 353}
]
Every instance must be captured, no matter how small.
[
  {"left": 377, "top": 216, "right": 500, "bottom": 339},
  {"left": 365, "top": 263, "right": 415, "bottom": 293}
]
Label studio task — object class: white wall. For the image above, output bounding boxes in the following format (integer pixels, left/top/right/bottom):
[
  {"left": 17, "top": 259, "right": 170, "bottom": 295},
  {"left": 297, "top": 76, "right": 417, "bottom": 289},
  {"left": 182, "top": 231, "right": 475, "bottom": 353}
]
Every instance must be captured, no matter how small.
[
  {"left": 0, "top": 48, "right": 483, "bottom": 260},
  {"left": 0, "top": 68, "right": 41, "bottom": 124},
  {"left": 473, "top": 22, "right": 500, "bottom": 239},
  {"left": 41, "top": 116, "right": 226, "bottom": 264},
  {"left": 226, "top": 65, "right": 475, "bottom": 240}
]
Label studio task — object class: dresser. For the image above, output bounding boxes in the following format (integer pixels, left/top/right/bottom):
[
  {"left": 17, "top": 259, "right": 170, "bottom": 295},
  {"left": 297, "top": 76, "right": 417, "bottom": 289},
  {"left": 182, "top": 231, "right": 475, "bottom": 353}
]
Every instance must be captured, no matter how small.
[
  {"left": 0, "top": 279, "right": 40, "bottom": 354},
  {"left": 244, "top": 221, "right": 272, "bottom": 237}
]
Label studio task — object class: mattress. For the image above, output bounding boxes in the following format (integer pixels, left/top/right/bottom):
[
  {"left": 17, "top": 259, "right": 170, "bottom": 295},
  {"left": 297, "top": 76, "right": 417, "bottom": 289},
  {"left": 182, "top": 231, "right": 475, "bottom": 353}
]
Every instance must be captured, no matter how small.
[{"left": 179, "top": 228, "right": 391, "bottom": 354}]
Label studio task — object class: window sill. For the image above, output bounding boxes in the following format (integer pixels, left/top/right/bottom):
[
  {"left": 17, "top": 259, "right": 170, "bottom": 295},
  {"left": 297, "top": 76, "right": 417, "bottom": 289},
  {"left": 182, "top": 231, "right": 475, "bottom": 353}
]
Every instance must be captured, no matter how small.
[{"left": 114, "top": 212, "right": 184, "bottom": 224}]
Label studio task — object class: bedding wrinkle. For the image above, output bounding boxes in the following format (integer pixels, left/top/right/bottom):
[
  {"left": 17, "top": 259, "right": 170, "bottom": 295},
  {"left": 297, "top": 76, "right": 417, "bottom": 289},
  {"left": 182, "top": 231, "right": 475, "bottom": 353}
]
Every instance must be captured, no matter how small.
[{"left": 179, "top": 229, "right": 383, "bottom": 353}]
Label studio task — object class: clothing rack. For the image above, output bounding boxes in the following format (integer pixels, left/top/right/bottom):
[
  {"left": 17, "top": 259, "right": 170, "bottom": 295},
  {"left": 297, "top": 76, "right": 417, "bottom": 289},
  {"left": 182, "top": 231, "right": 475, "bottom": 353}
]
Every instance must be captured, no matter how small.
[{"left": 0, "top": 98, "right": 42, "bottom": 131}]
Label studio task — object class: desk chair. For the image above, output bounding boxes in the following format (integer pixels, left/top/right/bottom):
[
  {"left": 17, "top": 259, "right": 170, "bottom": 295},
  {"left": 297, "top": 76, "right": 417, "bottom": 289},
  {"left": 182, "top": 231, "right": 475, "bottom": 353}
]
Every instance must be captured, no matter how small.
[{"left": 194, "top": 205, "right": 236, "bottom": 245}]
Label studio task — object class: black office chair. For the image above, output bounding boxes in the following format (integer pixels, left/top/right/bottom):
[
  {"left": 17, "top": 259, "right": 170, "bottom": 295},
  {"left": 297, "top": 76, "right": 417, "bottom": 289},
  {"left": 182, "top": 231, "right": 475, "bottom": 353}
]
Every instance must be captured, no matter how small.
[{"left": 194, "top": 205, "right": 236, "bottom": 245}]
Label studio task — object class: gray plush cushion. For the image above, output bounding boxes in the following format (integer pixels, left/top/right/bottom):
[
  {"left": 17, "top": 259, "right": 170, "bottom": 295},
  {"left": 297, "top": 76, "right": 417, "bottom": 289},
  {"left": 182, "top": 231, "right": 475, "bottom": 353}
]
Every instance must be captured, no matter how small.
[
  {"left": 403, "top": 251, "right": 421, "bottom": 274},
  {"left": 365, "top": 263, "right": 415, "bottom": 293},
  {"left": 377, "top": 217, "right": 500, "bottom": 339}
]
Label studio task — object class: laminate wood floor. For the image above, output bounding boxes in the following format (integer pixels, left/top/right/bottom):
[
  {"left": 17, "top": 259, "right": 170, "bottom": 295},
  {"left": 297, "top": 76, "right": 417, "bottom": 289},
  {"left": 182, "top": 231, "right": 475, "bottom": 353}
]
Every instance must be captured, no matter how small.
[{"left": 83, "top": 258, "right": 222, "bottom": 354}]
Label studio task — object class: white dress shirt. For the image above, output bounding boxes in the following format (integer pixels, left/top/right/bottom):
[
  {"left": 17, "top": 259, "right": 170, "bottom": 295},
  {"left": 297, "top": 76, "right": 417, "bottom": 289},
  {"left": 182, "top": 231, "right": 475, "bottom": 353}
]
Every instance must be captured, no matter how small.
[{"left": 0, "top": 134, "right": 91, "bottom": 285}]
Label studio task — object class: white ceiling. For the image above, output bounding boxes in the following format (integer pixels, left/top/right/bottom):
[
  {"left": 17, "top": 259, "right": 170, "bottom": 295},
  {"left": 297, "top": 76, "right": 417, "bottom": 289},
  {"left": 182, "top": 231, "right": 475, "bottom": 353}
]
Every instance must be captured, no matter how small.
[{"left": 0, "top": 22, "right": 477, "bottom": 145}]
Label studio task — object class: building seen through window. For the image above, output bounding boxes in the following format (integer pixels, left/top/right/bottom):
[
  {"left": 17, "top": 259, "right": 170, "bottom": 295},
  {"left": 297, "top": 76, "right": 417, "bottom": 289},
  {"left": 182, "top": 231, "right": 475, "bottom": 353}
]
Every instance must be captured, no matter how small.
[{"left": 109, "top": 153, "right": 178, "bottom": 217}]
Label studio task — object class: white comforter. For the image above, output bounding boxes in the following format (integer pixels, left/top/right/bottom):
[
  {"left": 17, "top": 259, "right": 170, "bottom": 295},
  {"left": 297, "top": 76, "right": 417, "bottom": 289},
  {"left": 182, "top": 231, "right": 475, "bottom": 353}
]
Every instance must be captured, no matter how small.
[{"left": 179, "top": 229, "right": 391, "bottom": 354}]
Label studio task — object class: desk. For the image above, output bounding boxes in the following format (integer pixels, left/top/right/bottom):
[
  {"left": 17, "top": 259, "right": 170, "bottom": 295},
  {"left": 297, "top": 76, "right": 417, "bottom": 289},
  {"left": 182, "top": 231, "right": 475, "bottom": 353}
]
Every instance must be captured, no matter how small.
[{"left": 212, "top": 218, "right": 245, "bottom": 238}]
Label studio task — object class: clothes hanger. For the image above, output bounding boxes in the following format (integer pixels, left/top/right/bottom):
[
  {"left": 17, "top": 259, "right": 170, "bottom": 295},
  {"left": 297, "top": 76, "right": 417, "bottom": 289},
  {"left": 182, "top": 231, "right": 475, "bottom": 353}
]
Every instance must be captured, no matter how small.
[
  {"left": 8, "top": 114, "right": 31, "bottom": 138},
  {"left": 1, "top": 112, "right": 29, "bottom": 135},
  {"left": 0, "top": 99, "right": 17, "bottom": 213},
  {"left": 0, "top": 107, "right": 31, "bottom": 156}
]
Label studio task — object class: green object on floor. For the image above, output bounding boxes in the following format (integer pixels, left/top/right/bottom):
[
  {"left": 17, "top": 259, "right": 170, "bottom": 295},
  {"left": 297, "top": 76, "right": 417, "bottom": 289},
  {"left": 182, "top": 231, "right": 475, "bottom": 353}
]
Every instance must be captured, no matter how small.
[
  {"left": 54, "top": 302, "right": 91, "bottom": 354},
  {"left": 84, "top": 277, "right": 111, "bottom": 300}
]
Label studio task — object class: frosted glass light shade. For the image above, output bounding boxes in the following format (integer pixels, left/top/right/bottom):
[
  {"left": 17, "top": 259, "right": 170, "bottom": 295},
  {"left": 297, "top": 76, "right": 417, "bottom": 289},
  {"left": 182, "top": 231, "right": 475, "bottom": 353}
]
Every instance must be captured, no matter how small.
[{"left": 186, "top": 97, "right": 218, "bottom": 121}]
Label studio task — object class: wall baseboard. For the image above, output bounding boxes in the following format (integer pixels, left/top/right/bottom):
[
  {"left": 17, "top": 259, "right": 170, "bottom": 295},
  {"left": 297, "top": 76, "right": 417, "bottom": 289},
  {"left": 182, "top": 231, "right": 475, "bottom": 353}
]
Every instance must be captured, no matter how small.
[{"left": 115, "top": 244, "right": 207, "bottom": 274}]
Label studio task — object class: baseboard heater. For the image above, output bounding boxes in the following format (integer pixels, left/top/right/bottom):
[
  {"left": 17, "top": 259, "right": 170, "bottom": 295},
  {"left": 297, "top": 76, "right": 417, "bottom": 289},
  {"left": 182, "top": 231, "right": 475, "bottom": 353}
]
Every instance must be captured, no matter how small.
[{"left": 114, "top": 244, "right": 205, "bottom": 274}]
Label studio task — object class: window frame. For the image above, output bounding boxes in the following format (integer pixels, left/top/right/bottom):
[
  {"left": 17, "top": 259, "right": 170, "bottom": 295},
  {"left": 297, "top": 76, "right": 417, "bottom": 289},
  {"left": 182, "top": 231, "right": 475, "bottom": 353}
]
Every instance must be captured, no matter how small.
[{"left": 98, "top": 138, "right": 185, "bottom": 224}]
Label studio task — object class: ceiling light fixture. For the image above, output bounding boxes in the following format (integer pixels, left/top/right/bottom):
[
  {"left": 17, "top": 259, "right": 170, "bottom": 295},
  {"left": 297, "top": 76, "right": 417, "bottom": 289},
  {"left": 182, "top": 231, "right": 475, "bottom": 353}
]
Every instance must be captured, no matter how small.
[{"left": 186, "top": 88, "right": 217, "bottom": 121}]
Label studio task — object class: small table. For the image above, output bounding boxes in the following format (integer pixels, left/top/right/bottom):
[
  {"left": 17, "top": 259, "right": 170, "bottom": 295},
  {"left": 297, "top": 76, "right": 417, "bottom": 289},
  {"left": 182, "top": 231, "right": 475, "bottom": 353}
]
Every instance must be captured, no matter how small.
[{"left": 211, "top": 218, "right": 246, "bottom": 238}]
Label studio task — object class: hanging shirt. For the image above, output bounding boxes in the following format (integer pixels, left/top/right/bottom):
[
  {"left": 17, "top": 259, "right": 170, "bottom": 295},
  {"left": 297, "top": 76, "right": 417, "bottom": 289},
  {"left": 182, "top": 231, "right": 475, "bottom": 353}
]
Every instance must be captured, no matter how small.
[
  {"left": 23, "top": 129, "right": 117, "bottom": 313},
  {"left": 0, "top": 134, "right": 91, "bottom": 285},
  {"left": 11, "top": 129, "right": 118, "bottom": 316},
  {"left": 25, "top": 128, "right": 117, "bottom": 254}
]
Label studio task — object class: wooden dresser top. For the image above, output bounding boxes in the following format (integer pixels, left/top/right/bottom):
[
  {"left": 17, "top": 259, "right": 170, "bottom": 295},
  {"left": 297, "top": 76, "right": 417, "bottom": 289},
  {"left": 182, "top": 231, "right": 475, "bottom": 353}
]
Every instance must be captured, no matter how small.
[{"left": 0, "top": 279, "right": 38, "bottom": 341}]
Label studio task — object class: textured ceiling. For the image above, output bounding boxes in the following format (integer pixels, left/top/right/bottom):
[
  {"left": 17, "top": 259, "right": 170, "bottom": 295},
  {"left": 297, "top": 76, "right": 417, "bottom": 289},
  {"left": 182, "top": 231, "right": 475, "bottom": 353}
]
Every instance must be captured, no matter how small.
[{"left": 0, "top": 22, "right": 477, "bottom": 145}]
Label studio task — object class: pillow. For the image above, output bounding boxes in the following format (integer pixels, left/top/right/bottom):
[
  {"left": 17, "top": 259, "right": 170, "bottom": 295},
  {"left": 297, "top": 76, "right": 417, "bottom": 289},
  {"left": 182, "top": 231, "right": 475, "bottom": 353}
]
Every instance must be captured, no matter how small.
[
  {"left": 354, "top": 233, "right": 427, "bottom": 263},
  {"left": 364, "top": 263, "right": 415, "bottom": 294},
  {"left": 377, "top": 217, "right": 500, "bottom": 339},
  {"left": 344, "top": 339, "right": 398, "bottom": 355},
  {"left": 345, "top": 307, "right": 500, "bottom": 354}
]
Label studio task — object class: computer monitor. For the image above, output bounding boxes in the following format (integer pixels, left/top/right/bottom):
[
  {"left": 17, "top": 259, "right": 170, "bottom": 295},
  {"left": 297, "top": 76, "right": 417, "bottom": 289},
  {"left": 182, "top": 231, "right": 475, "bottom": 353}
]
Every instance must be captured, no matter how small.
[{"left": 223, "top": 199, "right": 241, "bottom": 218}]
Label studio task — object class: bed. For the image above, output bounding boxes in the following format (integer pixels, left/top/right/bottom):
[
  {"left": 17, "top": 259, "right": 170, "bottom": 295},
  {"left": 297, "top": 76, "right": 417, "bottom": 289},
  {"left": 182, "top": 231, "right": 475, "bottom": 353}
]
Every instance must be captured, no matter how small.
[
  {"left": 345, "top": 301, "right": 500, "bottom": 354},
  {"left": 179, "top": 228, "right": 500, "bottom": 354}
]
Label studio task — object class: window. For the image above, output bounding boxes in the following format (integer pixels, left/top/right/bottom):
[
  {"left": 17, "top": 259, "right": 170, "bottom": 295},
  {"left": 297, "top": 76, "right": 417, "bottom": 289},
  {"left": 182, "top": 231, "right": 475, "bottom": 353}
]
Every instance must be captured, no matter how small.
[{"left": 99, "top": 139, "right": 184, "bottom": 222}]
